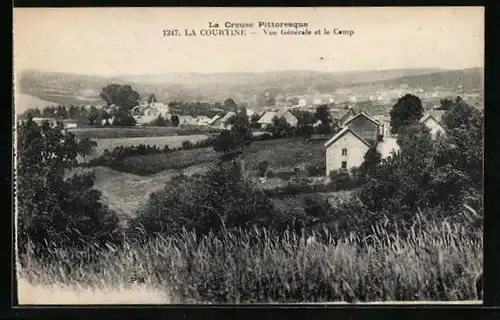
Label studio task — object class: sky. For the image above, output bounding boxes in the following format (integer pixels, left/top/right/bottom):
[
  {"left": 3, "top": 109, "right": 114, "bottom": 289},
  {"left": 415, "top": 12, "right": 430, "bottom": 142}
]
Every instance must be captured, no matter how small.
[{"left": 13, "top": 7, "right": 484, "bottom": 75}]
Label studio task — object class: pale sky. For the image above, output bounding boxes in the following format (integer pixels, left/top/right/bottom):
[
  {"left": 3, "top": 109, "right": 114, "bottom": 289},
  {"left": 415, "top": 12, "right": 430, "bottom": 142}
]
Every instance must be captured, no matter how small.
[{"left": 13, "top": 7, "right": 484, "bottom": 75}]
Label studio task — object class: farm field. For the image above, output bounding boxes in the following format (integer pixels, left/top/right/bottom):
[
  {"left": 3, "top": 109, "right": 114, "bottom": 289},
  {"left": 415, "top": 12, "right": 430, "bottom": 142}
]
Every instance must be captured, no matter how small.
[
  {"left": 86, "top": 134, "right": 209, "bottom": 161},
  {"left": 70, "top": 165, "right": 210, "bottom": 219},
  {"left": 69, "top": 126, "right": 217, "bottom": 139},
  {"left": 97, "top": 138, "right": 326, "bottom": 175}
]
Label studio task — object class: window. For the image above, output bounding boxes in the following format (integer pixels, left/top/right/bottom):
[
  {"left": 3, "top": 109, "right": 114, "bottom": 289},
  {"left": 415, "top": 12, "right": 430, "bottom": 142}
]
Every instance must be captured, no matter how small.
[
  {"left": 342, "top": 148, "right": 347, "bottom": 156},
  {"left": 341, "top": 161, "right": 347, "bottom": 169}
]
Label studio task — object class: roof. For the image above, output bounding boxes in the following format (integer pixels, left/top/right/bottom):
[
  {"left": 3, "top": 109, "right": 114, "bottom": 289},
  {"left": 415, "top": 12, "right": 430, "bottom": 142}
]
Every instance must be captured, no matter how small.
[
  {"left": 209, "top": 115, "right": 221, "bottom": 125},
  {"left": 258, "top": 111, "right": 278, "bottom": 124},
  {"left": 324, "top": 126, "right": 371, "bottom": 149},
  {"left": 343, "top": 111, "right": 380, "bottom": 127},
  {"left": 178, "top": 115, "right": 193, "bottom": 122},
  {"left": 220, "top": 112, "right": 237, "bottom": 123},
  {"left": 429, "top": 110, "right": 446, "bottom": 123},
  {"left": 419, "top": 111, "right": 446, "bottom": 125}
]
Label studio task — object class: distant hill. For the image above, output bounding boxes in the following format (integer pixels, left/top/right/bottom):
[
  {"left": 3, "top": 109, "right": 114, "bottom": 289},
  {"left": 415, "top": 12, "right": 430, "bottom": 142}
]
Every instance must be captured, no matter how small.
[
  {"left": 16, "top": 67, "right": 479, "bottom": 108},
  {"left": 362, "top": 67, "right": 483, "bottom": 92}
]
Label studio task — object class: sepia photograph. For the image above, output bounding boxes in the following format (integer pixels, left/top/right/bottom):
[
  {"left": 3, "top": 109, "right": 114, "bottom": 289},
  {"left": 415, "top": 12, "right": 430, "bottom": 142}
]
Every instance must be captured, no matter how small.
[{"left": 13, "top": 7, "right": 484, "bottom": 304}]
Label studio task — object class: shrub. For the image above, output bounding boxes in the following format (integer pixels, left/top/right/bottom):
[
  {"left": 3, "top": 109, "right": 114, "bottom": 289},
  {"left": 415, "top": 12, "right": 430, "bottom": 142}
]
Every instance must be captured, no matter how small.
[
  {"left": 127, "top": 159, "right": 278, "bottom": 240},
  {"left": 307, "top": 164, "right": 324, "bottom": 177},
  {"left": 257, "top": 160, "right": 269, "bottom": 177},
  {"left": 266, "top": 170, "right": 276, "bottom": 178},
  {"left": 182, "top": 140, "right": 194, "bottom": 150}
]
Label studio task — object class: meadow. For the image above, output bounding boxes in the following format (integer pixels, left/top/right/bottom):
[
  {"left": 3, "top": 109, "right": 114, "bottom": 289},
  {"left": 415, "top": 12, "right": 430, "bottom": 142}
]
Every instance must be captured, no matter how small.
[
  {"left": 68, "top": 125, "right": 217, "bottom": 139},
  {"left": 85, "top": 134, "right": 209, "bottom": 161},
  {"left": 18, "top": 217, "right": 482, "bottom": 304},
  {"left": 94, "top": 138, "right": 326, "bottom": 175}
]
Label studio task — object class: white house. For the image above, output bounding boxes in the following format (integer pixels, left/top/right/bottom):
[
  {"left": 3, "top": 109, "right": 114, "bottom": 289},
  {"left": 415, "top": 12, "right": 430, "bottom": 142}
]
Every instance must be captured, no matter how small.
[
  {"left": 324, "top": 126, "right": 371, "bottom": 175},
  {"left": 257, "top": 111, "right": 277, "bottom": 127},
  {"left": 257, "top": 109, "right": 298, "bottom": 128},
  {"left": 61, "top": 119, "right": 78, "bottom": 129},
  {"left": 211, "top": 112, "right": 236, "bottom": 129},
  {"left": 178, "top": 115, "right": 195, "bottom": 126},
  {"left": 324, "top": 126, "right": 400, "bottom": 177},
  {"left": 419, "top": 110, "right": 447, "bottom": 139}
]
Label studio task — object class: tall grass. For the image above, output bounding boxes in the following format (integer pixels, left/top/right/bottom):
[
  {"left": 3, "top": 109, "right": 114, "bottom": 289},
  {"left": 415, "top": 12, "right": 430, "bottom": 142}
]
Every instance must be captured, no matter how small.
[{"left": 18, "top": 219, "right": 482, "bottom": 304}]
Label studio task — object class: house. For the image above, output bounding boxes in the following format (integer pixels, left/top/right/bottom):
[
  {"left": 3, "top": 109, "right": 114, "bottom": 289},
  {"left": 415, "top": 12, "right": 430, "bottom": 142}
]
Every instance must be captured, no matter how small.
[
  {"left": 257, "top": 111, "right": 277, "bottom": 128},
  {"left": 419, "top": 110, "right": 447, "bottom": 138},
  {"left": 277, "top": 109, "right": 298, "bottom": 127},
  {"left": 373, "top": 115, "right": 392, "bottom": 138},
  {"left": 339, "top": 107, "right": 359, "bottom": 125},
  {"left": 178, "top": 115, "right": 195, "bottom": 126},
  {"left": 194, "top": 115, "right": 212, "bottom": 126},
  {"left": 32, "top": 117, "right": 57, "bottom": 127},
  {"left": 61, "top": 119, "right": 78, "bottom": 129},
  {"left": 257, "top": 109, "right": 298, "bottom": 128},
  {"left": 101, "top": 116, "right": 115, "bottom": 125},
  {"left": 208, "top": 114, "right": 221, "bottom": 126},
  {"left": 211, "top": 112, "right": 236, "bottom": 129},
  {"left": 133, "top": 115, "right": 156, "bottom": 126},
  {"left": 324, "top": 125, "right": 400, "bottom": 177},
  {"left": 324, "top": 126, "right": 372, "bottom": 175},
  {"left": 342, "top": 111, "right": 381, "bottom": 145}
]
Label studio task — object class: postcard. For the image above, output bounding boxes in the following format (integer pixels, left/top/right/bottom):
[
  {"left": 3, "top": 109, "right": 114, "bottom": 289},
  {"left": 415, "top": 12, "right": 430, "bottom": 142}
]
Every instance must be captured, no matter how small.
[{"left": 13, "top": 6, "right": 484, "bottom": 305}]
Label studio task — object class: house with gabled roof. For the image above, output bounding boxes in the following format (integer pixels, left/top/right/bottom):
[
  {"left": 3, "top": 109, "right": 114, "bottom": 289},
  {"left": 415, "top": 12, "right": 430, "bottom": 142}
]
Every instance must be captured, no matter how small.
[
  {"left": 211, "top": 111, "right": 236, "bottom": 129},
  {"left": 324, "top": 126, "right": 372, "bottom": 175},
  {"left": 343, "top": 111, "right": 381, "bottom": 145},
  {"left": 339, "top": 106, "right": 359, "bottom": 125},
  {"left": 257, "top": 109, "right": 298, "bottom": 128},
  {"left": 324, "top": 125, "right": 400, "bottom": 177},
  {"left": 419, "top": 110, "right": 447, "bottom": 139}
]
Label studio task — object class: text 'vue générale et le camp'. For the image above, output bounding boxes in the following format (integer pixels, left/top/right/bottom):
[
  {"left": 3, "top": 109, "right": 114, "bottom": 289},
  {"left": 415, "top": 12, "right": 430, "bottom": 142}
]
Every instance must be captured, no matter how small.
[{"left": 162, "top": 21, "right": 355, "bottom": 37}]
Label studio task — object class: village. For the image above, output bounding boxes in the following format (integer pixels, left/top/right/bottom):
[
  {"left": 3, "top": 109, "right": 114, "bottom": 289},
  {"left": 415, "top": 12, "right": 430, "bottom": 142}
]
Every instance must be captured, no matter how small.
[{"left": 25, "top": 90, "right": 454, "bottom": 180}]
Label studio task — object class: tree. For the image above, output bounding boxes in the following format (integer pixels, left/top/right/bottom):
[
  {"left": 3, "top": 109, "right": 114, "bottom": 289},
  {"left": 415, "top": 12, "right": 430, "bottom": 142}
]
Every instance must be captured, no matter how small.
[
  {"left": 396, "top": 122, "right": 434, "bottom": 156},
  {"left": 16, "top": 117, "right": 121, "bottom": 253},
  {"left": 389, "top": 94, "right": 424, "bottom": 134},
  {"left": 223, "top": 98, "right": 238, "bottom": 111},
  {"left": 113, "top": 108, "right": 136, "bottom": 126},
  {"left": 127, "top": 158, "right": 277, "bottom": 239},
  {"left": 269, "top": 116, "right": 293, "bottom": 138},
  {"left": 250, "top": 113, "right": 262, "bottom": 129},
  {"left": 88, "top": 106, "right": 99, "bottom": 125},
  {"left": 147, "top": 93, "right": 157, "bottom": 104},
  {"left": 228, "top": 109, "right": 253, "bottom": 149},
  {"left": 295, "top": 111, "right": 315, "bottom": 138},
  {"left": 315, "top": 105, "right": 332, "bottom": 126},
  {"left": 438, "top": 98, "right": 454, "bottom": 110},
  {"left": 78, "top": 138, "right": 98, "bottom": 163},
  {"left": 99, "top": 84, "right": 141, "bottom": 109},
  {"left": 171, "top": 114, "right": 180, "bottom": 127},
  {"left": 152, "top": 114, "right": 167, "bottom": 126},
  {"left": 359, "top": 146, "right": 382, "bottom": 179},
  {"left": 213, "top": 130, "right": 238, "bottom": 155}
]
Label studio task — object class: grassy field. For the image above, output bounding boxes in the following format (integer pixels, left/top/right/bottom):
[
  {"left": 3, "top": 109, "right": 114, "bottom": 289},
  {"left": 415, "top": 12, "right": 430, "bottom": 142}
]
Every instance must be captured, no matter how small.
[
  {"left": 85, "top": 134, "right": 209, "bottom": 161},
  {"left": 99, "top": 138, "right": 326, "bottom": 175},
  {"left": 18, "top": 220, "right": 482, "bottom": 304},
  {"left": 69, "top": 126, "right": 216, "bottom": 139},
  {"left": 70, "top": 165, "right": 210, "bottom": 218}
]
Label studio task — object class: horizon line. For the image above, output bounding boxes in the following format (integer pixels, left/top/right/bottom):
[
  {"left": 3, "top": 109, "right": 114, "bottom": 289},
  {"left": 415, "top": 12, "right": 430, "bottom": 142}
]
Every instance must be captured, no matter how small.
[{"left": 15, "top": 66, "right": 484, "bottom": 78}]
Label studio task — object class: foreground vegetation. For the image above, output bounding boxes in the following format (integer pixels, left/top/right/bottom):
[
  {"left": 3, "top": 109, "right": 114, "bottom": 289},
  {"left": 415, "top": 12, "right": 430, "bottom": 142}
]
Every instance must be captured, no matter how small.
[{"left": 18, "top": 218, "right": 482, "bottom": 303}]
